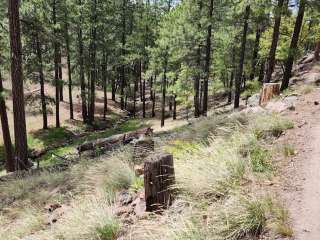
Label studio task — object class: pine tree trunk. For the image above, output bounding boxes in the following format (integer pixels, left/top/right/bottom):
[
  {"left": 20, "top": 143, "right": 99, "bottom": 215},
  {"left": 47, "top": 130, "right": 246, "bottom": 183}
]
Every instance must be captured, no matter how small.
[
  {"left": 103, "top": 51, "right": 108, "bottom": 120},
  {"left": 8, "top": 0, "right": 29, "bottom": 170},
  {"left": 88, "top": 0, "right": 97, "bottom": 124},
  {"left": 59, "top": 54, "right": 63, "bottom": 102},
  {"left": 202, "top": 0, "right": 214, "bottom": 116},
  {"left": 0, "top": 72, "right": 15, "bottom": 172},
  {"left": 264, "top": 0, "right": 285, "bottom": 83},
  {"left": 65, "top": 10, "right": 73, "bottom": 120},
  {"left": 250, "top": 25, "right": 262, "bottom": 81},
  {"left": 53, "top": 0, "right": 60, "bottom": 128},
  {"left": 315, "top": 41, "right": 320, "bottom": 61},
  {"left": 35, "top": 33, "right": 48, "bottom": 129},
  {"left": 234, "top": 5, "right": 250, "bottom": 109},
  {"left": 281, "top": 0, "right": 305, "bottom": 91},
  {"left": 173, "top": 95, "right": 176, "bottom": 120},
  {"left": 120, "top": 0, "right": 126, "bottom": 110},
  {"left": 194, "top": 1, "right": 202, "bottom": 117},
  {"left": 161, "top": 56, "right": 168, "bottom": 128},
  {"left": 78, "top": 0, "right": 87, "bottom": 123},
  {"left": 143, "top": 78, "right": 146, "bottom": 118}
]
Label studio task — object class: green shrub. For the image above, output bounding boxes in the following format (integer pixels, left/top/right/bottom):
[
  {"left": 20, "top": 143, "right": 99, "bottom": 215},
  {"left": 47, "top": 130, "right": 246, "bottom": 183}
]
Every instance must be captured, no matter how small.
[
  {"left": 249, "top": 145, "right": 273, "bottom": 173},
  {"left": 96, "top": 220, "right": 120, "bottom": 240},
  {"left": 130, "top": 177, "right": 144, "bottom": 192}
]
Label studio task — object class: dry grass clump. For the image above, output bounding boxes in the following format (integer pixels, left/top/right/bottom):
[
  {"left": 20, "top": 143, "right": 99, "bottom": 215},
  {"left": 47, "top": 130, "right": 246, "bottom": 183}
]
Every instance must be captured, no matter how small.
[
  {"left": 0, "top": 207, "right": 45, "bottom": 240},
  {"left": 124, "top": 113, "right": 293, "bottom": 240},
  {"left": 251, "top": 114, "right": 294, "bottom": 139}
]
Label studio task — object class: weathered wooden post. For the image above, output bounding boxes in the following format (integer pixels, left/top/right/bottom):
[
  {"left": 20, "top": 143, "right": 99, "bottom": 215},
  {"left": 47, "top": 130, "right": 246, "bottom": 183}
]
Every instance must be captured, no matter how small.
[
  {"left": 144, "top": 153, "right": 175, "bottom": 212},
  {"left": 260, "top": 83, "right": 281, "bottom": 105}
]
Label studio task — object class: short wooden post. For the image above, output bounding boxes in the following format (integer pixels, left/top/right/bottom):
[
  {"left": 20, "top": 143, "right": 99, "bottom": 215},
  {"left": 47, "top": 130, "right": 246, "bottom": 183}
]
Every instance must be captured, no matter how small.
[
  {"left": 260, "top": 83, "right": 281, "bottom": 105},
  {"left": 133, "top": 138, "right": 155, "bottom": 163},
  {"left": 144, "top": 153, "right": 175, "bottom": 212}
]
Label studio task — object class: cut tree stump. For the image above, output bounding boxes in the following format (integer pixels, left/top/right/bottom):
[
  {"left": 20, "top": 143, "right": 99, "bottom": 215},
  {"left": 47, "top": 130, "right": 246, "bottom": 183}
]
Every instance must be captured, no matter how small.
[
  {"left": 133, "top": 138, "right": 155, "bottom": 163},
  {"left": 259, "top": 83, "right": 281, "bottom": 105},
  {"left": 144, "top": 153, "right": 175, "bottom": 212}
]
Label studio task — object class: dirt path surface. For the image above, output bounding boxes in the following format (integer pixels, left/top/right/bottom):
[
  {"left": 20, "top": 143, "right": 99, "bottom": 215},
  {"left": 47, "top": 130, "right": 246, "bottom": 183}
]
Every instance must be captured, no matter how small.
[{"left": 281, "top": 87, "right": 320, "bottom": 239}]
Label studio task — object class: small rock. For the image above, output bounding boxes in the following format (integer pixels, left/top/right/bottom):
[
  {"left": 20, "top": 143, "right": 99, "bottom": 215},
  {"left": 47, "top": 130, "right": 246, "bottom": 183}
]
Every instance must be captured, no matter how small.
[
  {"left": 118, "top": 191, "right": 133, "bottom": 206},
  {"left": 134, "top": 165, "right": 144, "bottom": 177},
  {"left": 314, "top": 101, "right": 319, "bottom": 105},
  {"left": 247, "top": 93, "right": 260, "bottom": 107},
  {"left": 46, "top": 205, "right": 67, "bottom": 225},
  {"left": 44, "top": 203, "right": 62, "bottom": 212},
  {"left": 115, "top": 206, "right": 134, "bottom": 217}
]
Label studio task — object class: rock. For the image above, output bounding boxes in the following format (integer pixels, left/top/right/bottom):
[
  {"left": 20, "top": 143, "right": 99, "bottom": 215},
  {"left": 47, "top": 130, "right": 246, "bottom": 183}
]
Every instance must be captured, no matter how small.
[
  {"left": 265, "top": 101, "right": 289, "bottom": 113},
  {"left": 46, "top": 205, "right": 67, "bottom": 225},
  {"left": 131, "top": 197, "right": 146, "bottom": 219},
  {"left": 241, "top": 106, "right": 266, "bottom": 114},
  {"left": 118, "top": 191, "right": 133, "bottom": 206},
  {"left": 115, "top": 206, "right": 134, "bottom": 217},
  {"left": 134, "top": 165, "right": 144, "bottom": 176},
  {"left": 302, "top": 72, "right": 320, "bottom": 85},
  {"left": 44, "top": 203, "right": 62, "bottom": 212},
  {"left": 247, "top": 93, "right": 260, "bottom": 107}
]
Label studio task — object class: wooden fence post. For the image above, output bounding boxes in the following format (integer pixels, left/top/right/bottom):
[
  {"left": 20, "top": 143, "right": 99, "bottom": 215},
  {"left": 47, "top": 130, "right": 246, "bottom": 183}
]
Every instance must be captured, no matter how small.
[{"left": 144, "top": 153, "right": 175, "bottom": 212}]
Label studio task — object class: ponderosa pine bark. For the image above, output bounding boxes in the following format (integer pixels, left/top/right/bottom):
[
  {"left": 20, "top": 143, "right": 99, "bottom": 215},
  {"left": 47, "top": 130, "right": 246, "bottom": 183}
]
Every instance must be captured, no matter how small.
[
  {"left": 64, "top": 9, "right": 73, "bottom": 120},
  {"left": 250, "top": 25, "right": 262, "bottom": 81},
  {"left": 315, "top": 41, "right": 320, "bottom": 61},
  {"left": 161, "top": 55, "right": 168, "bottom": 127},
  {"left": 281, "top": 0, "right": 306, "bottom": 91},
  {"left": 59, "top": 54, "right": 63, "bottom": 102},
  {"left": 234, "top": 5, "right": 250, "bottom": 109},
  {"left": 88, "top": 0, "right": 97, "bottom": 124},
  {"left": 264, "top": 0, "right": 285, "bottom": 83},
  {"left": 8, "top": 0, "right": 29, "bottom": 170},
  {"left": 102, "top": 51, "right": 108, "bottom": 120},
  {"left": 77, "top": 0, "right": 87, "bottom": 123},
  {"left": 120, "top": 0, "right": 127, "bottom": 110},
  {"left": 202, "top": 0, "right": 214, "bottom": 116},
  {"left": 194, "top": 0, "right": 202, "bottom": 118},
  {"left": 0, "top": 72, "right": 15, "bottom": 172},
  {"left": 53, "top": 0, "right": 60, "bottom": 128},
  {"left": 35, "top": 32, "right": 48, "bottom": 129}
]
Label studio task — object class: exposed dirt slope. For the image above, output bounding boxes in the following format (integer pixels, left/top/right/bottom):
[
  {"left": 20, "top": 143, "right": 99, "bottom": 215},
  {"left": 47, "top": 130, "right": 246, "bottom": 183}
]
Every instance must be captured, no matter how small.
[{"left": 279, "top": 64, "right": 320, "bottom": 239}]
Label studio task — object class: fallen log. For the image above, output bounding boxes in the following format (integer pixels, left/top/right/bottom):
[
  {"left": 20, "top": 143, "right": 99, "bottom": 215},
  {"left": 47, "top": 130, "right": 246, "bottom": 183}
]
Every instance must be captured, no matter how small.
[{"left": 77, "top": 127, "right": 153, "bottom": 153}]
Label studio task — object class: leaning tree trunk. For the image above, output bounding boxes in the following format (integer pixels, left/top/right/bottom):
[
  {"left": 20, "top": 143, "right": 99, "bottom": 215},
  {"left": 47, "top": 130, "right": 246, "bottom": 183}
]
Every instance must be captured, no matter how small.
[
  {"left": 8, "top": 0, "right": 29, "bottom": 170},
  {"left": 77, "top": 0, "right": 87, "bottom": 123},
  {"left": 202, "top": 0, "right": 214, "bottom": 116},
  {"left": 281, "top": 0, "right": 305, "bottom": 91},
  {"left": 264, "top": 0, "right": 285, "bottom": 83},
  {"left": 0, "top": 72, "right": 15, "bottom": 172},
  {"left": 35, "top": 32, "right": 48, "bottom": 129},
  {"left": 234, "top": 5, "right": 250, "bottom": 109},
  {"left": 53, "top": 0, "right": 60, "bottom": 128}
]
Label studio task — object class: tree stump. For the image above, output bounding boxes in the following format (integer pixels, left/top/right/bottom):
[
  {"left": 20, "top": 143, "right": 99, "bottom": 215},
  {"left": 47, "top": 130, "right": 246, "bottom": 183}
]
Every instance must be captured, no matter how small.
[
  {"left": 259, "top": 83, "right": 280, "bottom": 105},
  {"left": 144, "top": 153, "right": 175, "bottom": 212},
  {"left": 133, "top": 138, "right": 155, "bottom": 163}
]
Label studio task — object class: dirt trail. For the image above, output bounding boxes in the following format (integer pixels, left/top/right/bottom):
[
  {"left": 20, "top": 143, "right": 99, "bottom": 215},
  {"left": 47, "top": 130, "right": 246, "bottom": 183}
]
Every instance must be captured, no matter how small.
[{"left": 281, "top": 87, "right": 320, "bottom": 239}]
